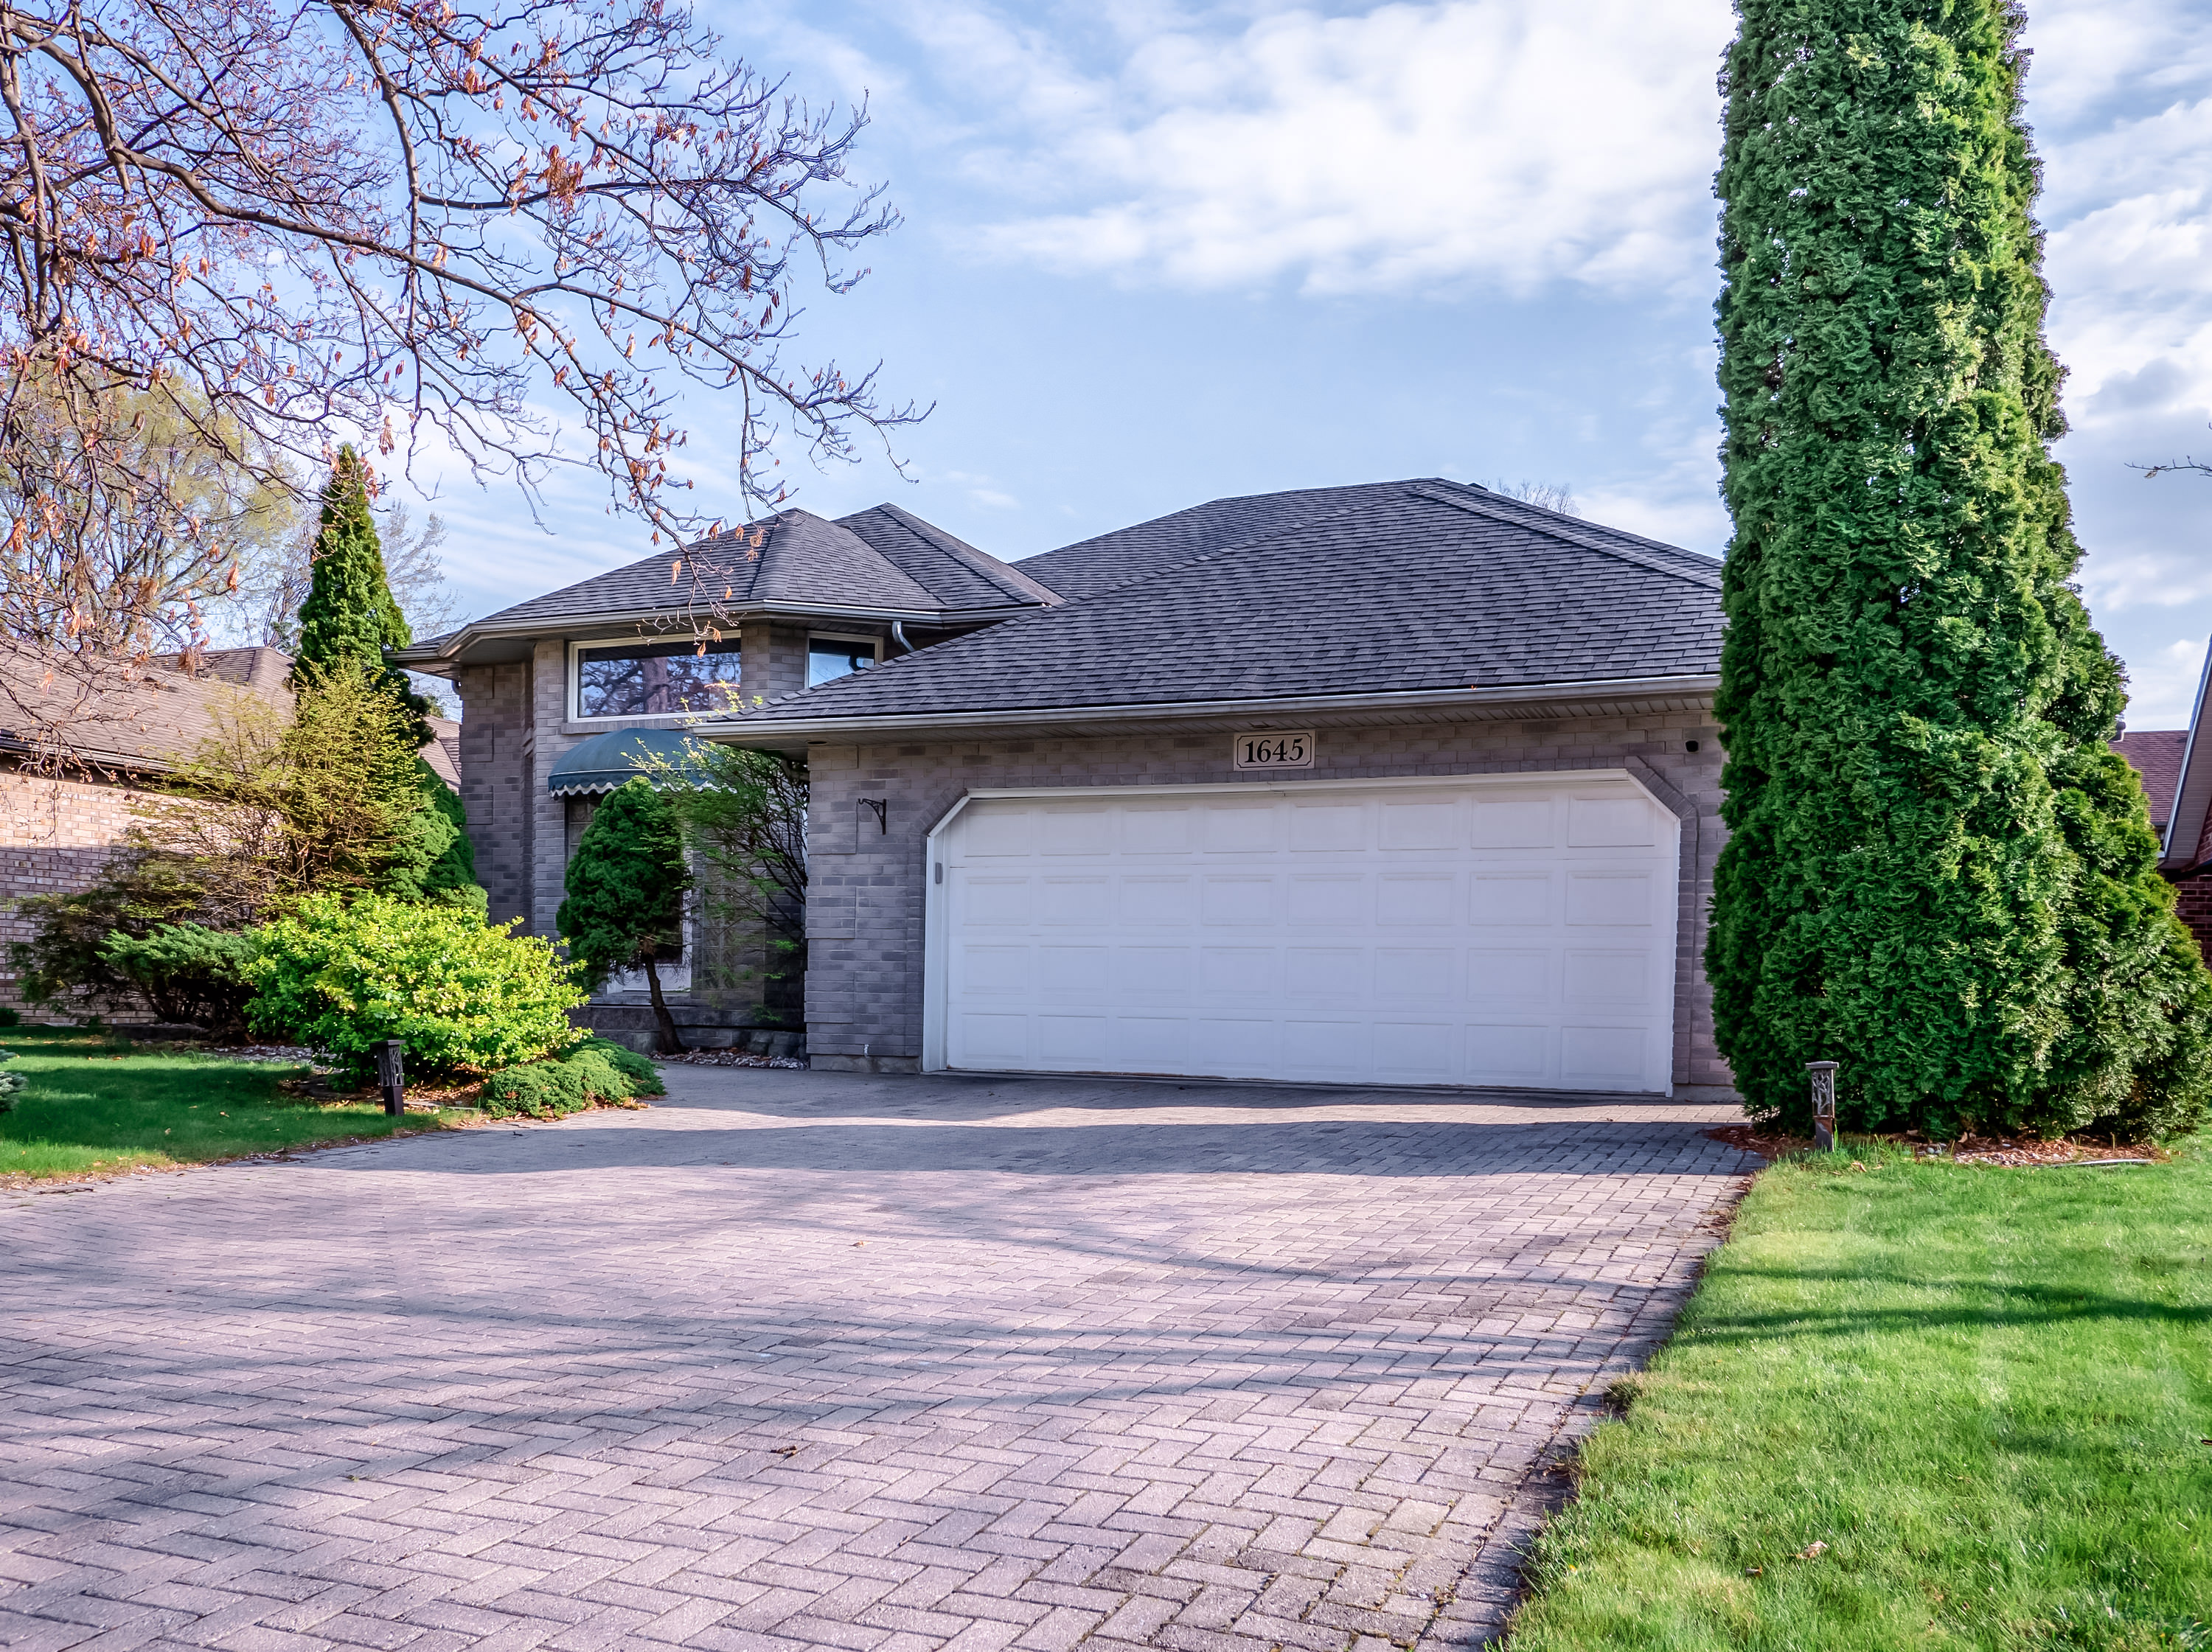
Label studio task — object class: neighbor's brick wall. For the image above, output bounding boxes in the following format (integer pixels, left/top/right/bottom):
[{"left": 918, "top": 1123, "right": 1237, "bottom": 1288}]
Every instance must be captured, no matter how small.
[
  {"left": 2172, "top": 873, "right": 2212, "bottom": 966},
  {"left": 799, "top": 706, "right": 1732, "bottom": 1092},
  {"left": 0, "top": 768, "right": 161, "bottom": 1020}
]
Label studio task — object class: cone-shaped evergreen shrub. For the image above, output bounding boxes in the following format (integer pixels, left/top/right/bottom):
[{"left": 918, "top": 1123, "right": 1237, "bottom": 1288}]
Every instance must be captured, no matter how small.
[{"left": 1708, "top": 0, "right": 2212, "bottom": 1139}]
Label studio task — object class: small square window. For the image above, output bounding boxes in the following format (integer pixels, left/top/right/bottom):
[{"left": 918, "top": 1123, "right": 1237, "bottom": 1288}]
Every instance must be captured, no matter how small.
[{"left": 809, "top": 637, "right": 878, "bottom": 688}]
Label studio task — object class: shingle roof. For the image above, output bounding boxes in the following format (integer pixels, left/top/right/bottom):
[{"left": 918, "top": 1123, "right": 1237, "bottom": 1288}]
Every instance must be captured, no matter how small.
[
  {"left": 2113, "top": 728, "right": 2188, "bottom": 834},
  {"left": 721, "top": 480, "right": 1723, "bottom": 724},
  {"left": 436, "top": 504, "right": 1052, "bottom": 641},
  {"left": 1015, "top": 480, "right": 1436, "bottom": 601},
  {"left": 837, "top": 503, "right": 1061, "bottom": 613}
]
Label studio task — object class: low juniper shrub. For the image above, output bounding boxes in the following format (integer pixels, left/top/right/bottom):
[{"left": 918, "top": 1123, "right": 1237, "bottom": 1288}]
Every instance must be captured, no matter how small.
[{"left": 477, "top": 1038, "right": 664, "bottom": 1120}]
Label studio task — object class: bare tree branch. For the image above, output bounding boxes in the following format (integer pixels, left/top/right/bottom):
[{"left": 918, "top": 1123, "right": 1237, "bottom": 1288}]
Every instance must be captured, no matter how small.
[{"left": 0, "top": 0, "right": 917, "bottom": 709}]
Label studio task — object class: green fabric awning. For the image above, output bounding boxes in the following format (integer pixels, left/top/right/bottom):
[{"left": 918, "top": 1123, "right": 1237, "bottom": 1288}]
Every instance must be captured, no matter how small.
[{"left": 546, "top": 728, "right": 706, "bottom": 796}]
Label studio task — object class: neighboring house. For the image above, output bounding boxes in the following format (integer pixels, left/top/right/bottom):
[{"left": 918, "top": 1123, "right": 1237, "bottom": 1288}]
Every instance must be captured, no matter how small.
[
  {"left": 703, "top": 478, "right": 1733, "bottom": 1097},
  {"left": 2149, "top": 641, "right": 2212, "bottom": 961},
  {"left": 0, "top": 644, "right": 460, "bottom": 1020},
  {"left": 390, "top": 503, "right": 1059, "bottom": 1042}
]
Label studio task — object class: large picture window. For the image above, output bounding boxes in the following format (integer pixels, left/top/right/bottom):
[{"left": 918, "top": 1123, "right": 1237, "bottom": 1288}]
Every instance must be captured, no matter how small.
[{"left": 576, "top": 638, "right": 742, "bottom": 719}]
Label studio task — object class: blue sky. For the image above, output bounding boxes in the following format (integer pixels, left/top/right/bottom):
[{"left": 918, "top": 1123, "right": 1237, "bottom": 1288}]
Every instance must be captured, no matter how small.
[{"left": 396, "top": 0, "right": 2212, "bottom": 728}]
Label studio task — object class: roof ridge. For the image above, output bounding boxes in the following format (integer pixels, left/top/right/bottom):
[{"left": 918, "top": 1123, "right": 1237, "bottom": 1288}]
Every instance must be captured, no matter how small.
[
  {"left": 1411, "top": 484, "right": 1722, "bottom": 589},
  {"left": 863, "top": 502, "right": 1064, "bottom": 607}
]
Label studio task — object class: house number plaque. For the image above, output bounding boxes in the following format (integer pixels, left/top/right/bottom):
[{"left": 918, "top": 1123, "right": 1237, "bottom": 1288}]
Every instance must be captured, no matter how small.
[{"left": 1233, "top": 731, "right": 1314, "bottom": 771}]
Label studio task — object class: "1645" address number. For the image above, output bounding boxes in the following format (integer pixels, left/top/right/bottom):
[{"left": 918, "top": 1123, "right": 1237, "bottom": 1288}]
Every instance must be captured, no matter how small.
[{"left": 1233, "top": 731, "right": 1314, "bottom": 770}]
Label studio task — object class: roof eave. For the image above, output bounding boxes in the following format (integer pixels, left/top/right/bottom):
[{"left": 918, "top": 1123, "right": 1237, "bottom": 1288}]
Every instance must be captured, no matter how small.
[
  {"left": 694, "top": 672, "right": 1722, "bottom": 751},
  {"left": 2159, "top": 640, "right": 2212, "bottom": 870},
  {"left": 391, "top": 598, "right": 1040, "bottom": 669}
]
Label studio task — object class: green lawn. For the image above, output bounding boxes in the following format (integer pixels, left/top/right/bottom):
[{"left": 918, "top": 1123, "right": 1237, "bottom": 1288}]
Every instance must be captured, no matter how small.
[
  {"left": 0, "top": 1025, "right": 457, "bottom": 1179},
  {"left": 1506, "top": 1140, "right": 2212, "bottom": 1651}
]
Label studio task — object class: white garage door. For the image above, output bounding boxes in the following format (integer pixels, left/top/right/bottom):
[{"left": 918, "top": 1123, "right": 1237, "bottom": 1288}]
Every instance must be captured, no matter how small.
[{"left": 926, "top": 773, "right": 1680, "bottom": 1092}]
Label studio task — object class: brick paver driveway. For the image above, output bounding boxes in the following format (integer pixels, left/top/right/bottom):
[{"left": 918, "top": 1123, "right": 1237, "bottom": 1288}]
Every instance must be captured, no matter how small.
[{"left": 1, "top": 1070, "right": 1756, "bottom": 1652}]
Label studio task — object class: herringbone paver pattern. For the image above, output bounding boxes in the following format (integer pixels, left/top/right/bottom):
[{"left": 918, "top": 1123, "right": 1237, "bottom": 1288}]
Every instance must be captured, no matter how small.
[{"left": 0, "top": 1070, "right": 1755, "bottom": 1651}]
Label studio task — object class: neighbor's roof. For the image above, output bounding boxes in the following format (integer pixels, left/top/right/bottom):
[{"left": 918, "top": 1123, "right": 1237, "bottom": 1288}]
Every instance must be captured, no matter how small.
[
  {"left": 395, "top": 503, "right": 1056, "bottom": 669},
  {"left": 0, "top": 644, "right": 290, "bottom": 776},
  {"left": 2112, "top": 728, "right": 2187, "bottom": 838},
  {"left": 709, "top": 480, "right": 1723, "bottom": 733}
]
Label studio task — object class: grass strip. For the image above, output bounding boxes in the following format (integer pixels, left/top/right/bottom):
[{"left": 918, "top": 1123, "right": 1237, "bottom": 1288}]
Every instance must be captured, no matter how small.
[
  {"left": 1506, "top": 1139, "right": 2212, "bottom": 1651},
  {"left": 1, "top": 1025, "right": 457, "bottom": 1179}
]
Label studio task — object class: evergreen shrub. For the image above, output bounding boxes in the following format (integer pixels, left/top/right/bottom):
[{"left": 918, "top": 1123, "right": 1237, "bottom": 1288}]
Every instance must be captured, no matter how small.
[
  {"left": 1706, "top": 0, "right": 2212, "bottom": 1138},
  {"left": 97, "top": 924, "right": 261, "bottom": 1039},
  {"left": 246, "top": 894, "right": 585, "bottom": 1079},
  {"left": 477, "top": 1038, "right": 664, "bottom": 1119}
]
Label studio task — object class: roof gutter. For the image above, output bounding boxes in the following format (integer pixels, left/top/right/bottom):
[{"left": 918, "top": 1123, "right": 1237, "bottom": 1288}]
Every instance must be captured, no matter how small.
[
  {"left": 392, "top": 599, "right": 1038, "bottom": 669},
  {"left": 690, "top": 672, "right": 1721, "bottom": 745}
]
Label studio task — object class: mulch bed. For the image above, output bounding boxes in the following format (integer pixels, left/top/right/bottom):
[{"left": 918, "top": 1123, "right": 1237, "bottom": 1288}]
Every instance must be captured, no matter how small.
[{"left": 1705, "top": 1123, "right": 2168, "bottom": 1168}]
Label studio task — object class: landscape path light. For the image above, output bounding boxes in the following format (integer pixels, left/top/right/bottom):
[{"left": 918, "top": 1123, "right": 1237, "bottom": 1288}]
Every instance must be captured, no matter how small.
[
  {"left": 375, "top": 1039, "right": 406, "bottom": 1118},
  {"left": 1806, "top": 1060, "right": 1839, "bottom": 1153}
]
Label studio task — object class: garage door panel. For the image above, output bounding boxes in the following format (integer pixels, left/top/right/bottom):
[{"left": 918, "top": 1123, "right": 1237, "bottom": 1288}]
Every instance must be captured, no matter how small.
[
  {"left": 1283, "top": 1020, "right": 1368, "bottom": 1075},
  {"left": 1562, "top": 1025, "right": 1649, "bottom": 1084},
  {"left": 1374, "top": 1020, "right": 1456, "bottom": 1081},
  {"left": 1565, "top": 870, "right": 1654, "bottom": 926},
  {"left": 1380, "top": 797, "right": 1461, "bottom": 850},
  {"left": 1201, "top": 874, "right": 1276, "bottom": 927},
  {"left": 1467, "top": 947, "right": 1551, "bottom": 1008},
  {"left": 1378, "top": 871, "right": 1457, "bottom": 927},
  {"left": 1121, "top": 807, "right": 1192, "bottom": 854},
  {"left": 937, "top": 778, "right": 1676, "bottom": 1093},
  {"left": 1198, "top": 946, "right": 1278, "bottom": 1000},
  {"left": 1113, "top": 945, "right": 1191, "bottom": 1000},
  {"left": 1117, "top": 1015, "right": 1194, "bottom": 1070},
  {"left": 1121, "top": 875, "right": 1197, "bottom": 927},
  {"left": 1467, "top": 1022, "right": 1552, "bottom": 1082},
  {"left": 1375, "top": 947, "right": 1454, "bottom": 1005},
  {"left": 1041, "top": 876, "right": 1112, "bottom": 927},
  {"left": 1037, "top": 945, "right": 1110, "bottom": 1000},
  {"left": 953, "top": 1012, "right": 1029, "bottom": 1062},
  {"left": 956, "top": 944, "right": 1032, "bottom": 997},
  {"left": 1290, "top": 802, "right": 1366, "bottom": 851},
  {"left": 1472, "top": 798, "right": 1554, "bottom": 848},
  {"left": 1471, "top": 872, "right": 1551, "bottom": 926},
  {"left": 959, "top": 876, "right": 1034, "bottom": 927},
  {"left": 1284, "top": 946, "right": 1361, "bottom": 1002},
  {"left": 1287, "top": 874, "right": 1366, "bottom": 927},
  {"left": 1037, "top": 809, "right": 1115, "bottom": 857},
  {"left": 1202, "top": 804, "right": 1276, "bottom": 854},
  {"left": 1564, "top": 949, "right": 1649, "bottom": 1007}
]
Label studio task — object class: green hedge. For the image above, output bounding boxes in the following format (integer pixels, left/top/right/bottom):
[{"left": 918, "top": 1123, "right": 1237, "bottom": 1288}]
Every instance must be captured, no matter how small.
[{"left": 478, "top": 1038, "right": 664, "bottom": 1119}]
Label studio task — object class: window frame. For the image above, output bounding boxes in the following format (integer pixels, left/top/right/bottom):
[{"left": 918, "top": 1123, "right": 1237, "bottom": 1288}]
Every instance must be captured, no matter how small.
[
  {"left": 568, "top": 632, "right": 747, "bottom": 725},
  {"left": 807, "top": 631, "right": 884, "bottom": 689}
]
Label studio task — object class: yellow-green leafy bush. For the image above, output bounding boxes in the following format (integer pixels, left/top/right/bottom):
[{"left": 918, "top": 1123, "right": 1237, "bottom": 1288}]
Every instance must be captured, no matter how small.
[{"left": 246, "top": 893, "right": 585, "bottom": 1079}]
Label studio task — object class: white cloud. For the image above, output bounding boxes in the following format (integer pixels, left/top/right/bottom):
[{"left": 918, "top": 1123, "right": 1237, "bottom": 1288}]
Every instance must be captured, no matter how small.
[
  {"left": 888, "top": 0, "right": 1737, "bottom": 296},
  {"left": 2124, "top": 635, "right": 2209, "bottom": 729}
]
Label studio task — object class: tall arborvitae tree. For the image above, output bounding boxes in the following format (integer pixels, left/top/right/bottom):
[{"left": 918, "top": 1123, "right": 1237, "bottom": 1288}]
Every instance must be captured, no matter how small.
[
  {"left": 292, "top": 445, "right": 481, "bottom": 907},
  {"left": 1708, "top": 0, "right": 2212, "bottom": 1140}
]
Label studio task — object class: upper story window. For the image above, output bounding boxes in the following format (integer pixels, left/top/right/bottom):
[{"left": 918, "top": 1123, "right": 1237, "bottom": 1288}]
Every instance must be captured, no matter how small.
[
  {"left": 809, "top": 635, "right": 879, "bottom": 688},
  {"left": 575, "top": 638, "right": 742, "bottom": 719}
]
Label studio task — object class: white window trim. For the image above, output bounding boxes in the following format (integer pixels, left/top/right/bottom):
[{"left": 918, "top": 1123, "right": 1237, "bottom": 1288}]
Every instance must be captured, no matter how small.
[
  {"left": 807, "top": 632, "right": 884, "bottom": 689},
  {"left": 568, "top": 633, "right": 745, "bottom": 725}
]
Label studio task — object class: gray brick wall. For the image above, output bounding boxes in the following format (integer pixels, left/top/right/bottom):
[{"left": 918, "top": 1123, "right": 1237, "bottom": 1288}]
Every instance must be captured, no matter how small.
[
  {"left": 455, "top": 662, "right": 532, "bottom": 927},
  {"left": 799, "top": 708, "right": 1733, "bottom": 1092}
]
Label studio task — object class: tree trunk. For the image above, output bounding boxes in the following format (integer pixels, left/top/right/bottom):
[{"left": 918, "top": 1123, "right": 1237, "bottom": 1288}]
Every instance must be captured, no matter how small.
[{"left": 641, "top": 949, "right": 686, "bottom": 1054}]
